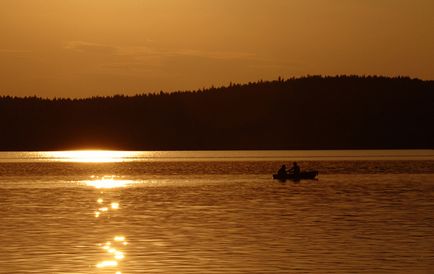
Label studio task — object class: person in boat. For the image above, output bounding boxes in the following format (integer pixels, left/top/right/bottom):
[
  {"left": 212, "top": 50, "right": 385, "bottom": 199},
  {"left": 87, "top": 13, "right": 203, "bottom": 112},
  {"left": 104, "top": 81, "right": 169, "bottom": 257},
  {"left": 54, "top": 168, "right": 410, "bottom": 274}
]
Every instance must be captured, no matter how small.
[
  {"left": 288, "top": 162, "right": 300, "bottom": 177},
  {"left": 277, "top": 164, "right": 287, "bottom": 177}
]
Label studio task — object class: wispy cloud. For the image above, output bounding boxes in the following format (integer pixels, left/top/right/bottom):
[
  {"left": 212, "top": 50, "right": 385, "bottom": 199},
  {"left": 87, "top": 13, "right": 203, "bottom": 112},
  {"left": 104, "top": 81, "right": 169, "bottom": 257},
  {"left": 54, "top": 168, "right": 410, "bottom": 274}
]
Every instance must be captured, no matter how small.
[
  {"left": 61, "top": 40, "right": 301, "bottom": 83},
  {"left": 0, "top": 49, "right": 31, "bottom": 53},
  {"left": 162, "top": 49, "right": 257, "bottom": 61},
  {"left": 63, "top": 41, "right": 118, "bottom": 55},
  {"left": 63, "top": 40, "right": 257, "bottom": 61}
]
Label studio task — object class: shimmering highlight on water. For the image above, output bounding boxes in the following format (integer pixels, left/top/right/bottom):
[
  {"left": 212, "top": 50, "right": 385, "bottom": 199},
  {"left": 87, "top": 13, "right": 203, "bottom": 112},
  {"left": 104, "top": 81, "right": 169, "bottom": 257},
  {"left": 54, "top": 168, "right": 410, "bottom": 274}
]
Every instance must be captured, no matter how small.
[{"left": 0, "top": 151, "right": 433, "bottom": 273}]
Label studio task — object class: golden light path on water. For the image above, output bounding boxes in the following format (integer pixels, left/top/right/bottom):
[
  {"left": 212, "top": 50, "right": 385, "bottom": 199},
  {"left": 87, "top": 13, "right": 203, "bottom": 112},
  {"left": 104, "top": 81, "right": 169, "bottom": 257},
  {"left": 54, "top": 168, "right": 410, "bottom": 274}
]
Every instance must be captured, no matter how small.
[
  {"left": 85, "top": 176, "right": 136, "bottom": 189},
  {"left": 89, "top": 178, "right": 129, "bottom": 273},
  {"left": 64, "top": 152, "right": 133, "bottom": 274}
]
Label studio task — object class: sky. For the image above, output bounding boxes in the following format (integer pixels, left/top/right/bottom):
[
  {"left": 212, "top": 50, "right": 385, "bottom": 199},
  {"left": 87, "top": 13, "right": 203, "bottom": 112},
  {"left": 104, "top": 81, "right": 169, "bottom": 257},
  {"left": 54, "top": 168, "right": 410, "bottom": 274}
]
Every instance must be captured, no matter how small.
[{"left": 1, "top": 0, "right": 433, "bottom": 98}]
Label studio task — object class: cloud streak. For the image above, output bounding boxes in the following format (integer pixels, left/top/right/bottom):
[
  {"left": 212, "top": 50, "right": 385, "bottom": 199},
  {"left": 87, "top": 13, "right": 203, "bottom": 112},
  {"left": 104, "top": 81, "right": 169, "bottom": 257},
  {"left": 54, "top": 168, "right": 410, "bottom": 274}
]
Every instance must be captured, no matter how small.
[
  {"left": 0, "top": 49, "right": 31, "bottom": 54},
  {"left": 63, "top": 41, "right": 258, "bottom": 62},
  {"left": 63, "top": 41, "right": 118, "bottom": 55}
]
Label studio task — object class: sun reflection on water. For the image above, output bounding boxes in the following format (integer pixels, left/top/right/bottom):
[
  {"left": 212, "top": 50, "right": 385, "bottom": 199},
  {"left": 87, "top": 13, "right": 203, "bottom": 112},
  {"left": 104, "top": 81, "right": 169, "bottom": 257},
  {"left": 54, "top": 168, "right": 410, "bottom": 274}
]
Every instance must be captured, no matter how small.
[
  {"left": 111, "top": 202, "right": 120, "bottom": 209},
  {"left": 96, "top": 236, "right": 128, "bottom": 271},
  {"left": 85, "top": 176, "right": 135, "bottom": 189},
  {"left": 96, "top": 260, "right": 118, "bottom": 268},
  {"left": 92, "top": 187, "right": 128, "bottom": 273},
  {"left": 114, "top": 236, "right": 125, "bottom": 242}
]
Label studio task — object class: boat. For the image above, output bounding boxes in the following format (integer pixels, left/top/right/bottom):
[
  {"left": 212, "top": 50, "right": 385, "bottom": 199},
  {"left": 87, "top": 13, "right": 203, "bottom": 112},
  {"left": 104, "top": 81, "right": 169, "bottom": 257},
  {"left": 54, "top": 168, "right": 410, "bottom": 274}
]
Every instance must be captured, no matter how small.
[{"left": 273, "top": 170, "right": 319, "bottom": 181}]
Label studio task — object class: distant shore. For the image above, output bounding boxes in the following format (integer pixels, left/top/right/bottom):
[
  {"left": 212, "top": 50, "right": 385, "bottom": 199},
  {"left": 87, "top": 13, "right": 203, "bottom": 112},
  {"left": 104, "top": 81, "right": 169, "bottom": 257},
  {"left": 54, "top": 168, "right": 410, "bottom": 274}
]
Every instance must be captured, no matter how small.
[{"left": 1, "top": 75, "right": 433, "bottom": 151}]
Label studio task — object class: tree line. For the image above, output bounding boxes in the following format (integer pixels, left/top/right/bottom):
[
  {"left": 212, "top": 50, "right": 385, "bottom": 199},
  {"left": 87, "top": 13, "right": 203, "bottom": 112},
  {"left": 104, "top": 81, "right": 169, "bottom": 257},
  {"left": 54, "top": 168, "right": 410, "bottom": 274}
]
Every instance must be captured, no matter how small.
[{"left": 0, "top": 75, "right": 433, "bottom": 150}]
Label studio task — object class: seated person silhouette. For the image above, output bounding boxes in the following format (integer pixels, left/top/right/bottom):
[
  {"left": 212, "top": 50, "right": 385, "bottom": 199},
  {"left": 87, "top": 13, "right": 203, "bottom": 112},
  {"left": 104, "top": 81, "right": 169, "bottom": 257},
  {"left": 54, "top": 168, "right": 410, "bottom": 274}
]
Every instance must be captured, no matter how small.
[
  {"left": 277, "top": 165, "right": 287, "bottom": 177},
  {"left": 288, "top": 162, "right": 300, "bottom": 177}
]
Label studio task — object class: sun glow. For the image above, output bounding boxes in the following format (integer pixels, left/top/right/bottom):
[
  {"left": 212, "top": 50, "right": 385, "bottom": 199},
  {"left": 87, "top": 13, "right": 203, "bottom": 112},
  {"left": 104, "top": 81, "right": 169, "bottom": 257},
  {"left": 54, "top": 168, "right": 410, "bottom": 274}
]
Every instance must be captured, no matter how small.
[{"left": 46, "top": 150, "right": 137, "bottom": 163}]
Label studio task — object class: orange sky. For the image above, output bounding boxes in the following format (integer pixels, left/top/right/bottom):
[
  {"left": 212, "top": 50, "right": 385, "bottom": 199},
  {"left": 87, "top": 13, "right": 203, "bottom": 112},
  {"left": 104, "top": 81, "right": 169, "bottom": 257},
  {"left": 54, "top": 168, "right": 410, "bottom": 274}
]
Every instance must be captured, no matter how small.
[{"left": 1, "top": 0, "right": 433, "bottom": 97}]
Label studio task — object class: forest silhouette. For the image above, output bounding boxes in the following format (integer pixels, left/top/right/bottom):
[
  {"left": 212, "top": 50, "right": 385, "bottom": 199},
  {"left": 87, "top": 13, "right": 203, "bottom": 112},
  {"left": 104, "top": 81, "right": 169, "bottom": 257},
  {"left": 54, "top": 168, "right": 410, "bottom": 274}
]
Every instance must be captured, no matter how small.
[{"left": 1, "top": 75, "right": 433, "bottom": 150}]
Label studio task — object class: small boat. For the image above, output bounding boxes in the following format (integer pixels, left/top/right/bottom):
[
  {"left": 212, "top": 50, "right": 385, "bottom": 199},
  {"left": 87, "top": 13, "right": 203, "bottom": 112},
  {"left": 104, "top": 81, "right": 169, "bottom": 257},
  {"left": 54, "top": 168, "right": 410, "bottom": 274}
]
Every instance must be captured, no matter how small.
[{"left": 273, "top": 171, "right": 319, "bottom": 181}]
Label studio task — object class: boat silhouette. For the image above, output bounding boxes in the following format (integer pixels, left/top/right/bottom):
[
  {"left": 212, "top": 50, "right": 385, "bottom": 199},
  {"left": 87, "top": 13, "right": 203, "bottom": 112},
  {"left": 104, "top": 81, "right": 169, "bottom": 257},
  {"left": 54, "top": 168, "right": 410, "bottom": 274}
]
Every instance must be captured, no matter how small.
[{"left": 273, "top": 171, "right": 319, "bottom": 181}]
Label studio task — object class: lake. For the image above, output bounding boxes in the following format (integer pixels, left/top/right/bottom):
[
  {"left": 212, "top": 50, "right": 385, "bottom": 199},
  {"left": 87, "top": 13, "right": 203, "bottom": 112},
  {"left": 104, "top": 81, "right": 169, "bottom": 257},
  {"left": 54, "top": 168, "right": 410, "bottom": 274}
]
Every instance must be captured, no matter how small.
[{"left": 0, "top": 150, "right": 433, "bottom": 273}]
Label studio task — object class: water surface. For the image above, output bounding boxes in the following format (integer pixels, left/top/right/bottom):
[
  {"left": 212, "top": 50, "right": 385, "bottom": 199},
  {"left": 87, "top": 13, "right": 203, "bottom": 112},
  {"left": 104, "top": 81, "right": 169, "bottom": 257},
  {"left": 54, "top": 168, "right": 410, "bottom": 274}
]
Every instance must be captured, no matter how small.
[{"left": 0, "top": 150, "right": 433, "bottom": 273}]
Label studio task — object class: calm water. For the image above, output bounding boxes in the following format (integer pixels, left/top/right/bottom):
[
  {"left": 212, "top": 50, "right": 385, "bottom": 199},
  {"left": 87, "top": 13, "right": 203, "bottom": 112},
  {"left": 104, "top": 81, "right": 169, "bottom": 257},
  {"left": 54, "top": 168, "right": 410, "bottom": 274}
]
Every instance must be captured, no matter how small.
[{"left": 0, "top": 150, "right": 433, "bottom": 273}]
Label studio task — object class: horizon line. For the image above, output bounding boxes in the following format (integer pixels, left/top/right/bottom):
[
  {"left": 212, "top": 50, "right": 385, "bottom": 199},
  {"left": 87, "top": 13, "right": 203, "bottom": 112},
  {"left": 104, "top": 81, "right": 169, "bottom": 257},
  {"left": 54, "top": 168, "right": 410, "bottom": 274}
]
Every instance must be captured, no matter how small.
[{"left": 1, "top": 74, "right": 432, "bottom": 100}]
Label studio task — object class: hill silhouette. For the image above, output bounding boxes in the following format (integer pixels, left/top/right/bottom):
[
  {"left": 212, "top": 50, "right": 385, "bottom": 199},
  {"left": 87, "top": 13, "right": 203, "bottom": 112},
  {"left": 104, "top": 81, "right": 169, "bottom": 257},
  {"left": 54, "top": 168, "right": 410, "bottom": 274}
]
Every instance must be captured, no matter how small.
[{"left": 0, "top": 75, "right": 433, "bottom": 150}]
